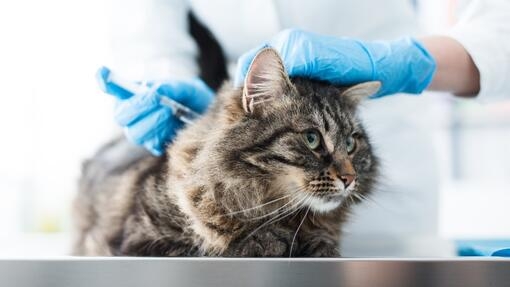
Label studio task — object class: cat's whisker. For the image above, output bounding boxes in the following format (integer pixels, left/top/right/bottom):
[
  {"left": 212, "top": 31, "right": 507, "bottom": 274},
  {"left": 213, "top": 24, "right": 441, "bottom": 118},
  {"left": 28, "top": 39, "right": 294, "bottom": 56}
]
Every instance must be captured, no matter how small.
[
  {"left": 242, "top": 210, "right": 292, "bottom": 243},
  {"left": 354, "top": 193, "right": 368, "bottom": 204},
  {"left": 287, "top": 193, "right": 309, "bottom": 222},
  {"left": 351, "top": 192, "right": 362, "bottom": 202},
  {"left": 289, "top": 199, "right": 312, "bottom": 257},
  {"left": 353, "top": 192, "right": 367, "bottom": 201},
  {"left": 247, "top": 193, "right": 302, "bottom": 221},
  {"left": 352, "top": 192, "right": 383, "bottom": 208},
  {"left": 242, "top": 192, "right": 311, "bottom": 242},
  {"left": 359, "top": 194, "right": 379, "bottom": 206},
  {"left": 347, "top": 194, "right": 357, "bottom": 206},
  {"left": 224, "top": 194, "right": 292, "bottom": 216},
  {"left": 284, "top": 192, "right": 313, "bottom": 226},
  {"left": 249, "top": 192, "right": 306, "bottom": 225},
  {"left": 311, "top": 208, "right": 317, "bottom": 225},
  {"left": 246, "top": 188, "right": 306, "bottom": 220},
  {"left": 244, "top": 185, "right": 308, "bottom": 221}
]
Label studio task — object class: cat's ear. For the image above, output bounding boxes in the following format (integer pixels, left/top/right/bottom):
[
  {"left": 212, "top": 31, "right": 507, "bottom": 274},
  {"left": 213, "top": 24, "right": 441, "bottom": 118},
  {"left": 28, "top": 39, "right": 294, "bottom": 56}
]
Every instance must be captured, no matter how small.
[
  {"left": 242, "top": 48, "right": 293, "bottom": 115},
  {"left": 341, "top": 81, "right": 381, "bottom": 104}
]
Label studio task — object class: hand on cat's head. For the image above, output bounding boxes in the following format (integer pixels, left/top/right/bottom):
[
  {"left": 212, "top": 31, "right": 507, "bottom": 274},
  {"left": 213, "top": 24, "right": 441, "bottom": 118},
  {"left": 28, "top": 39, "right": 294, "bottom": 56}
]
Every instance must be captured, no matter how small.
[
  {"left": 234, "top": 29, "right": 435, "bottom": 98},
  {"left": 240, "top": 48, "right": 380, "bottom": 116}
]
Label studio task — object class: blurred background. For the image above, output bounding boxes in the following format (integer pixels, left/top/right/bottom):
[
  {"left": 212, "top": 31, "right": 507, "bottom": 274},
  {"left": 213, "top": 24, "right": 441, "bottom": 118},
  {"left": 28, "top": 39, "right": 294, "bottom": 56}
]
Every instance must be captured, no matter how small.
[
  {"left": 0, "top": 0, "right": 508, "bottom": 257},
  {"left": 0, "top": 0, "right": 114, "bottom": 255}
]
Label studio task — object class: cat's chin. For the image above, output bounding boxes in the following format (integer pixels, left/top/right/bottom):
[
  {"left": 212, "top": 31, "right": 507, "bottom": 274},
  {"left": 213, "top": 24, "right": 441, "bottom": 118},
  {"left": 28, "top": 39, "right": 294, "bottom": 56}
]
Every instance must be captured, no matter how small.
[{"left": 307, "top": 194, "right": 344, "bottom": 213}]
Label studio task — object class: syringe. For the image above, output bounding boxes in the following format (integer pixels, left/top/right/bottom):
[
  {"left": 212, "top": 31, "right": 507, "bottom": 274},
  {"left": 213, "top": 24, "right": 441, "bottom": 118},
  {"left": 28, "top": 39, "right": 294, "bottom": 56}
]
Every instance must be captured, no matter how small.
[{"left": 96, "top": 66, "right": 200, "bottom": 125}]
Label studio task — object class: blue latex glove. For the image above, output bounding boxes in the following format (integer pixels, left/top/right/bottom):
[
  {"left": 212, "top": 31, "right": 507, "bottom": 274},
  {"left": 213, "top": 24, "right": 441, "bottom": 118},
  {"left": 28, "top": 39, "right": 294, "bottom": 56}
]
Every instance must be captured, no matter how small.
[
  {"left": 103, "top": 77, "right": 214, "bottom": 156},
  {"left": 235, "top": 29, "right": 436, "bottom": 98}
]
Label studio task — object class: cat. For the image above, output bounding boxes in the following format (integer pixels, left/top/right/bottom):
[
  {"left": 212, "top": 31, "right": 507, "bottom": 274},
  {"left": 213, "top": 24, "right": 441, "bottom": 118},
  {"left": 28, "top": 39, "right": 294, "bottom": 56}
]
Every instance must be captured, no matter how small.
[{"left": 73, "top": 48, "right": 380, "bottom": 257}]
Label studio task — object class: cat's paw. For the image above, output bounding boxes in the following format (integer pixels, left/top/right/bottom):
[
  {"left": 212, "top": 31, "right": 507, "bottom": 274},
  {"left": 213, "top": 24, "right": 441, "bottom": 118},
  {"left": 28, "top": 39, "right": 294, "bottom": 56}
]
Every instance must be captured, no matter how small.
[
  {"left": 296, "top": 240, "right": 340, "bottom": 257},
  {"left": 226, "top": 229, "right": 290, "bottom": 257}
]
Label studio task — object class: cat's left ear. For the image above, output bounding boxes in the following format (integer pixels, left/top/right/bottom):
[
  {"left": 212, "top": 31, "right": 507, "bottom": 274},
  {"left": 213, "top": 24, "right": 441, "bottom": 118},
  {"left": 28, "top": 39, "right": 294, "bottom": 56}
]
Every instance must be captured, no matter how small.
[
  {"left": 242, "top": 48, "right": 294, "bottom": 115},
  {"left": 341, "top": 81, "right": 381, "bottom": 104}
]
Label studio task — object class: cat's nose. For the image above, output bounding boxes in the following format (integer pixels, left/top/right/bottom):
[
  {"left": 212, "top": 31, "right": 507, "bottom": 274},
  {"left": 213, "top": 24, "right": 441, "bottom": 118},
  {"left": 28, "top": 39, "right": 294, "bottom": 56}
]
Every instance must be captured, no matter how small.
[
  {"left": 333, "top": 159, "right": 356, "bottom": 188},
  {"left": 340, "top": 173, "right": 355, "bottom": 187}
]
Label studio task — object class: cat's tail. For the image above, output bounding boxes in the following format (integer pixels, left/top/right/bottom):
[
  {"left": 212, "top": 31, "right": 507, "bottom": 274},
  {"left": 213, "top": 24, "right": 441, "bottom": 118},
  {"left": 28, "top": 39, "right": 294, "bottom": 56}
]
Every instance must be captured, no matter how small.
[{"left": 188, "top": 10, "right": 228, "bottom": 92}]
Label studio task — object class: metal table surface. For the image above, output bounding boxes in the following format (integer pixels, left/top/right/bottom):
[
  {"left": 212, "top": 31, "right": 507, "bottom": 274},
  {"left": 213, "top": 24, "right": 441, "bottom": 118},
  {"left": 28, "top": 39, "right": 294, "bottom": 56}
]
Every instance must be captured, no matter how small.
[{"left": 1, "top": 257, "right": 509, "bottom": 287}]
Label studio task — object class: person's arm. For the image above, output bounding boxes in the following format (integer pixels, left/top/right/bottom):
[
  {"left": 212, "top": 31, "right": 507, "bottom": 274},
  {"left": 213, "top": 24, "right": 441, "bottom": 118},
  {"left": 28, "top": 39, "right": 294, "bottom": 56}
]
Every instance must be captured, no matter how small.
[
  {"left": 235, "top": 0, "right": 510, "bottom": 100},
  {"left": 445, "top": 0, "right": 510, "bottom": 100},
  {"left": 420, "top": 36, "right": 480, "bottom": 97}
]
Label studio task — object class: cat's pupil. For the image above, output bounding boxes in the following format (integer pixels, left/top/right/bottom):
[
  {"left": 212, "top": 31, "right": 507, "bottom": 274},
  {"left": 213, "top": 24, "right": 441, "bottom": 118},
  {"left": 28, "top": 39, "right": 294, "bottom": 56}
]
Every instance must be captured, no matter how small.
[
  {"left": 305, "top": 131, "right": 320, "bottom": 149},
  {"left": 307, "top": 133, "right": 316, "bottom": 143}
]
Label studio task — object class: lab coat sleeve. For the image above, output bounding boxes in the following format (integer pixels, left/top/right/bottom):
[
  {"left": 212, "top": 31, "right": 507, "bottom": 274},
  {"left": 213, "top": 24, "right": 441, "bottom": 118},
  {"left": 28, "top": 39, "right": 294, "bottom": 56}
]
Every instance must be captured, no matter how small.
[
  {"left": 447, "top": 0, "right": 510, "bottom": 100},
  {"left": 108, "top": 0, "right": 199, "bottom": 81}
]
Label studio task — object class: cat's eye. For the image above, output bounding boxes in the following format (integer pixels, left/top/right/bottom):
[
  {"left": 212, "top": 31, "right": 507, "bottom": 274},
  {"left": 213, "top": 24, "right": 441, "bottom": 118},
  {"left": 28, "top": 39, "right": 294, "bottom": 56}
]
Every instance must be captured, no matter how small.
[
  {"left": 303, "top": 130, "right": 321, "bottom": 150},
  {"left": 346, "top": 135, "right": 357, "bottom": 154}
]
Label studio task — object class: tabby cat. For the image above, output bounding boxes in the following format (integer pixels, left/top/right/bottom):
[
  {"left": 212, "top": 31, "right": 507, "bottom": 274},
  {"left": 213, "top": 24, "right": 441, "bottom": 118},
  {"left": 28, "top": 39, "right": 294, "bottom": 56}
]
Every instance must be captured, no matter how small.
[{"left": 73, "top": 48, "right": 380, "bottom": 257}]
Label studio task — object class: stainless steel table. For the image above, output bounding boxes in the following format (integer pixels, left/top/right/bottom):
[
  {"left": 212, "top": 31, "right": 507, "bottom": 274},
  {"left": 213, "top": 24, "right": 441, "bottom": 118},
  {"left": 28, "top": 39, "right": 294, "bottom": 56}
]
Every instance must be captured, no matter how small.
[{"left": 1, "top": 257, "right": 509, "bottom": 287}]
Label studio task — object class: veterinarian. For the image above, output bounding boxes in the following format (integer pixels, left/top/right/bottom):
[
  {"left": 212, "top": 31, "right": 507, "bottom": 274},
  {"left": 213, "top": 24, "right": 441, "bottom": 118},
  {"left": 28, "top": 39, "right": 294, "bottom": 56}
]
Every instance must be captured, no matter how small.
[{"left": 104, "top": 0, "right": 510, "bottom": 255}]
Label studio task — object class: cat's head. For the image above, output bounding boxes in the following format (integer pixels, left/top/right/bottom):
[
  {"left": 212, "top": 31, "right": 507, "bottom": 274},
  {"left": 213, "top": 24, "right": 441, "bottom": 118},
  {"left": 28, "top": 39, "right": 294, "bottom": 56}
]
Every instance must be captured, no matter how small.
[{"left": 218, "top": 48, "right": 379, "bottom": 214}]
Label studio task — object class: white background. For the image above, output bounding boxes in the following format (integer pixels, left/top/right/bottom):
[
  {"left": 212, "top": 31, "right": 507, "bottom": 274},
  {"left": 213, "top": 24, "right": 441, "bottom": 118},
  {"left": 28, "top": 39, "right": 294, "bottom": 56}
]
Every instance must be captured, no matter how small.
[
  {"left": 0, "top": 0, "right": 115, "bottom": 241},
  {"left": 0, "top": 0, "right": 509, "bottom": 256}
]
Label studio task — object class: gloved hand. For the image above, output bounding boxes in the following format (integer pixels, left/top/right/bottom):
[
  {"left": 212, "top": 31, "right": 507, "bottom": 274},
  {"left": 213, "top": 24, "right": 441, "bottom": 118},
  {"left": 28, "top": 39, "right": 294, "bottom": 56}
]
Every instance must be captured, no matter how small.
[
  {"left": 235, "top": 29, "right": 436, "bottom": 98},
  {"left": 108, "top": 78, "right": 214, "bottom": 156}
]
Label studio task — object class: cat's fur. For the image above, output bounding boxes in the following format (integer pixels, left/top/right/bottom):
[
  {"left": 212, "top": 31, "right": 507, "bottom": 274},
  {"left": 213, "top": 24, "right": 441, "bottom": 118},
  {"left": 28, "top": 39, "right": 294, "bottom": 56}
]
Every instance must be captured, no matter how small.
[{"left": 73, "top": 48, "right": 380, "bottom": 257}]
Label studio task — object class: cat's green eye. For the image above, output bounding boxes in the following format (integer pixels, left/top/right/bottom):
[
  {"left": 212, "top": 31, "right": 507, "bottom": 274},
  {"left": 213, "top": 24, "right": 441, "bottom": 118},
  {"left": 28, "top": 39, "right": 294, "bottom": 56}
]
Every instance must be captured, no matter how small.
[
  {"left": 346, "top": 135, "right": 357, "bottom": 154},
  {"left": 303, "top": 130, "right": 321, "bottom": 150}
]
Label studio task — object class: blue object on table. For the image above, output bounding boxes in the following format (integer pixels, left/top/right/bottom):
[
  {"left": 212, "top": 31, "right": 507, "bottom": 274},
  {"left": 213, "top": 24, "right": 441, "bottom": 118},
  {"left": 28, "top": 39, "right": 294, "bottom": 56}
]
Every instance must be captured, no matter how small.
[
  {"left": 456, "top": 240, "right": 510, "bottom": 257},
  {"left": 492, "top": 248, "right": 510, "bottom": 257}
]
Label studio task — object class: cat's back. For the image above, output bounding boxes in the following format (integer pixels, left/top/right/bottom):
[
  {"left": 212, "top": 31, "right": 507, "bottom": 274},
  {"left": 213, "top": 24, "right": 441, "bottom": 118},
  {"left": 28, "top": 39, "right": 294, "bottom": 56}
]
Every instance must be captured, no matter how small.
[
  {"left": 73, "top": 87, "right": 230, "bottom": 256},
  {"left": 73, "top": 136, "right": 164, "bottom": 255}
]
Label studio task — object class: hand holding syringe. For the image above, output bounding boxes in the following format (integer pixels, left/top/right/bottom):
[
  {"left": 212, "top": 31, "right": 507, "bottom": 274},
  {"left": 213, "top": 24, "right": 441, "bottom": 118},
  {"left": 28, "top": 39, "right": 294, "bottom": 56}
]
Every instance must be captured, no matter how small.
[
  {"left": 96, "top": 66, "right": 215, "bottom": 155},
  {"left": 96, "top": 67, "right": 200, "bottom": 125}
]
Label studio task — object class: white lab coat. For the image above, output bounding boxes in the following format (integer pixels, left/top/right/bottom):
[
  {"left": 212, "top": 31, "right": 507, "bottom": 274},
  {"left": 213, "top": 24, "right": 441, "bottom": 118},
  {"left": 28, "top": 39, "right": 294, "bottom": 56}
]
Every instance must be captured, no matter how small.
[
  {"left": 107, "top": 0, "right": 510, "bottom": 255},
  {"left": 448, "top": 0, "right": 510, "bottom": 100}
]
